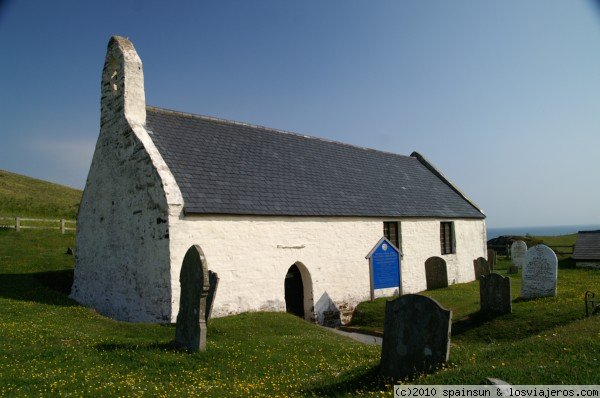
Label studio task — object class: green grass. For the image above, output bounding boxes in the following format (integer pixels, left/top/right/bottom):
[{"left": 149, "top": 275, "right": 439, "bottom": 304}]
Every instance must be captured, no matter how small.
[
  {"left": 0, "top": 230, "right": 388, "bottom": 397},
  {"left": 0, "top": 170, "right": 82, "bottom": 219},
  {"left": 2, "top": 230, "right": 600, "bottom": 394},
  {"left": 349, "top": 235, "right": 600, "bottom": 384}
]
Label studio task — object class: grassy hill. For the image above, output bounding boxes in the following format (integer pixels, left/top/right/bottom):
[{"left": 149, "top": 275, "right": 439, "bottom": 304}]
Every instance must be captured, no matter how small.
[{"left": 0, "top": 170, "right": 82, "bottom": 219}]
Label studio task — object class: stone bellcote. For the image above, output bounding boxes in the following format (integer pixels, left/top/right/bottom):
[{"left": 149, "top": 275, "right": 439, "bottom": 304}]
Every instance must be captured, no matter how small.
[{"left": 101, "top": 36, "right": 146, "bottom": 128}]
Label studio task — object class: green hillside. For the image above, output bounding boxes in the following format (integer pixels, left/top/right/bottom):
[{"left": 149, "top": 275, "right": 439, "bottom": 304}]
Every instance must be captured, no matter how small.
[{"left": 0, "top": 170, "right": 82, "bottom": 219}]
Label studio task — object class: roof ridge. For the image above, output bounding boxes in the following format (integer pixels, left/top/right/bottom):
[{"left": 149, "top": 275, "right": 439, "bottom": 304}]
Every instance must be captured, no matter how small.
[{"left": 146, "top": 105, "right": 412, "bottom": 160}]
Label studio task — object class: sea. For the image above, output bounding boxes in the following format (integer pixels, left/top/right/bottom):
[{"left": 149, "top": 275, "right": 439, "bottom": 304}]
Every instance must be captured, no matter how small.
[{"left": 487, "top": 224, "right": 600, "bottom": 240}]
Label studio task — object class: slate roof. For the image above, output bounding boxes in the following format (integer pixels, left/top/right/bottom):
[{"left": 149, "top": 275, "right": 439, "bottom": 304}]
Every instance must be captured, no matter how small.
[
  {"left": 145, "top": 106, "right": 485, "bottom": 218},
  {"left": 573, "top": 231, "right": 600, "bottom": 261}
]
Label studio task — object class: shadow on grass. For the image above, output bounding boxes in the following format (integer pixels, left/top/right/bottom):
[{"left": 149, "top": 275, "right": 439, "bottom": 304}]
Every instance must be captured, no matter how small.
[
  {"left": 0, "top": 270, "right": 77, "bottom": 306},
  {"left": 559, "top": 257, "right": 576, "bottom": 269},
  {"left": 451, "top": 311, "right": 501, "bottom": 337},
  {"left": 301, "top": 365, "right": 389, "bottom": 396},
  {"left": 97, "top": 339, "right": 207, "bottom": 354},
  {"left": 35, "top": 269, "right": 73, "bottom": 294}
]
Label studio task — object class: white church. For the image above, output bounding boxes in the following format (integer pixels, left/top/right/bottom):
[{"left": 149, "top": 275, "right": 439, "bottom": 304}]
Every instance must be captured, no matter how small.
[{"left": 70, "top": 36, "right": 487, "bottom": 325}]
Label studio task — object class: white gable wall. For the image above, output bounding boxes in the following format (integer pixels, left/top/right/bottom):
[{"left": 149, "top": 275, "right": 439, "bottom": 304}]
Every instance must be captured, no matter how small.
[
  {"left": 71, "top": 37, "right": 183, "bottom": 322},
  {"left": 168, "top": 215, "right": 486, "bottom": 324}
]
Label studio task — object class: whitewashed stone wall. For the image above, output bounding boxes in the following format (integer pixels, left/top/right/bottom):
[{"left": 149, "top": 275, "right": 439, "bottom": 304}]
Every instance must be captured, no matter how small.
[
  {"left": 71, "top": 37, "right": 183, "bottom": 323},
  {"left": 168, "top": 216, "right": 487, "bottom": 324}
]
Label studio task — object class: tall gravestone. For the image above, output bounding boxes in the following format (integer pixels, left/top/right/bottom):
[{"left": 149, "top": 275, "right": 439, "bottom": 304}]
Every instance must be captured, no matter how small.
[
  {"left": 480, "top": 273, "right": 511, "bottom": 315},
  {"left": 380, "top": 294, "right": 452, "bottom": 380},
  {"left": 473, "top": 257, "right": 490, "bottom": 280},
  {"left": 487, "top": 249, "right": 497, "bottom": 271},
  {"left": 511, "top": 240, "right": 527, "bottom": 268},
  {"left": 174, "top": 245, "right": 210, "bottom": 352},
  {"left": 521, "top": 244, "right": 558, "bottom": 299}
]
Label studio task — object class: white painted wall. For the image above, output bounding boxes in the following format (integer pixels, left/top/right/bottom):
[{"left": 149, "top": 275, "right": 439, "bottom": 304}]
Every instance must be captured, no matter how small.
[
  {"left": 168, "top": 215, "right": 487, "bottom": 324},
  {"left": 71, "top": 37, "right": 182, "bottom": 323}
]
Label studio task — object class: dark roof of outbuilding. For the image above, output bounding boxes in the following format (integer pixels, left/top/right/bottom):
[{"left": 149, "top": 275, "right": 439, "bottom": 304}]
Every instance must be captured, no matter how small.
[
  {"left": 573, "top": 231, "right": 600, "bottom": 261},
  {"left": 145, "top": 106, "right": 485, "bottom": 218}
]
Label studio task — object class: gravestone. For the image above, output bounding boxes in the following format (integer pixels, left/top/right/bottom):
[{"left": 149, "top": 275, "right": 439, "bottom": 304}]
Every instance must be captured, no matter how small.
[
  {"left": 487, "top": 249, "right": 497, "bottom": 271},
  {"left": 380, "top": 294, "right": 452, "bottom": 379},
  {"left": 174, "top": 245, "right": 210, "bottom": 352},
  {"left": 521, "top": 244, "right": 558, "bottom": 299},
  {"left": 473, "top": 257, "right": 490, "bottom": 280},
  {"left": 425, "top": 257, "right": 448, "bottom": 290},
  {"left": 511, "top": 240, "right": 527, "bottom": 268},
  {"left": 480, "top": 273, "right": 511, "bottom": 315},
  {"left": 205, "top": 271, "right": 220, "bottom": 323}
]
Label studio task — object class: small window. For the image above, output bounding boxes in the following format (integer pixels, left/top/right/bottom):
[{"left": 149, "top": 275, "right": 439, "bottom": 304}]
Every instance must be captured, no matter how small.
[
  {"left": 384, "top": 221, "right": 400, "bottom": 249},
  {"left": 440, "top": 221, "right": 455, "bottom": 255}
]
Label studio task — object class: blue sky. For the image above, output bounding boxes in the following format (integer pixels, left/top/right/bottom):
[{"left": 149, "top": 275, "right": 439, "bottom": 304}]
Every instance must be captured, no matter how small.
[{"left": 1, "top": 1, "right": 599, "bottom": 228}]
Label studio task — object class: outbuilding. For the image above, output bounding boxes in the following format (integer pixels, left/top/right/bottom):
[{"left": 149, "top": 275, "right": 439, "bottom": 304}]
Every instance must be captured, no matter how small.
[
  {"left": 573, "top": 230, "right": 600, "bottom": 269},
  {"left": 70, "top": 36, "right": 487, "bottom": 325}
]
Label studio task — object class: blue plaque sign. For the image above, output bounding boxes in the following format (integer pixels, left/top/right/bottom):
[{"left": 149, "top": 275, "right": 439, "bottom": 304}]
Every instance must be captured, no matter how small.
[{"left": 366, "top": 237, "right": 402, "bottom": 301}]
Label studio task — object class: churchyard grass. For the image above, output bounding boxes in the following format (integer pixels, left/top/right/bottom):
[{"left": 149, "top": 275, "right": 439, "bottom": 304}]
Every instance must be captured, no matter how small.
[
  {"left": 0, "top": 229, "right": 388, "bottom": 397},
  {"left": 350, "top": 235, "right": 600, "bottom": 384},
  {"left": 2, "top": 230, "right": 599, "bottom": 393}
]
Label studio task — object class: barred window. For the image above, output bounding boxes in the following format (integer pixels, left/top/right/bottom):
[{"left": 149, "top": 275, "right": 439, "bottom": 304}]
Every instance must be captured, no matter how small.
[
  {"left": 440, "top": 221, "right": 455, "bottom": 255},
  {"left": 384, "top": 221, "right": 400, "bottom": 249}
]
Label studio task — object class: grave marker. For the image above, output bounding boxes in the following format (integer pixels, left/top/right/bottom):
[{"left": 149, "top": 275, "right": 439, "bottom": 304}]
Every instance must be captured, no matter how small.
[
  {"left": 487, "top": 249, "right": 497, "bottom": 271},
  {"left": 521, "top": 244, "right": 558, "bottom": 299},
  {"left": 206, "top": 271, "right": 220, "bottom": 323},
  {"left": 174, "top": 245, "right": 210, "bottom": 352},
  {"left": 425, "top": 257, "right": 448, "bottom": 289},
  {"left": 380, "top": 294, "right": 451, "bottom": 379},
  {"left": 511, "top": 240, "right": 527, "bottom": 268},
  {"left": 480, "top": 273, "right": 511, "bottom": 315},
  {"left": 473, "top": 257, "right": 490, "bottom": 280}
]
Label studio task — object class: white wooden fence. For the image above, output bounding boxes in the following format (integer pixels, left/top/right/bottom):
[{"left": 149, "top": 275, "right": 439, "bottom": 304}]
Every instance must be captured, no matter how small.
[{"left": 0, "top": 217, "right": 76, "bottom": 234}]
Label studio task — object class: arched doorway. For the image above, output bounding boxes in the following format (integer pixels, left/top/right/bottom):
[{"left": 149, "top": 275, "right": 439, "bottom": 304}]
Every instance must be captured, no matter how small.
[
  {"left": 284, "top": 262, "right": 314, "bottom": 321},
  {"left": 425, "top": 256, "right": 448, "bottom": 290},
  {"left": 285, "top": 264, "right": 304, "bottom": 317}
]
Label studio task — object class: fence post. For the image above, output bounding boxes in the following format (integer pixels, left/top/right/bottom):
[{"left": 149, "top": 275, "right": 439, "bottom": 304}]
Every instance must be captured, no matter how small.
[
  {"left": 60, "top": 219, "right": 65, "bottom": 234},
  {"left": 15, "top": 217, "right": 20, "bottom": 232}
]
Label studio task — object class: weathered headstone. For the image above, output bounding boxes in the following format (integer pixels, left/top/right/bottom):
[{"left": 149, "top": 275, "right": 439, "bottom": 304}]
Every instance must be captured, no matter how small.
[
  {"left": 174, "top": 245, "right": 209, "bottom": 352},
  {"left": 425, "top": 257, "right": 448, "bottom": 290},
  {"left": 510, "top": 240, "right": 527, "bottom": 268},
  {"left": 480, "top": 273, "right": 511, "bottom": 315},
  {"left": 380, "top": 294, "right": 452, "bottom": 379},
  {"left": 521, "top": 244, "right": 558, "bottom": 299},
  {"left": 487, "top": 249, "right": 497, "bottom": 271},
  {"left": 473, "top": 257, "right": 490, "bottom": 280},
  {"left": 205, "top": 271, "right": 220, "bottom": 323}
]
